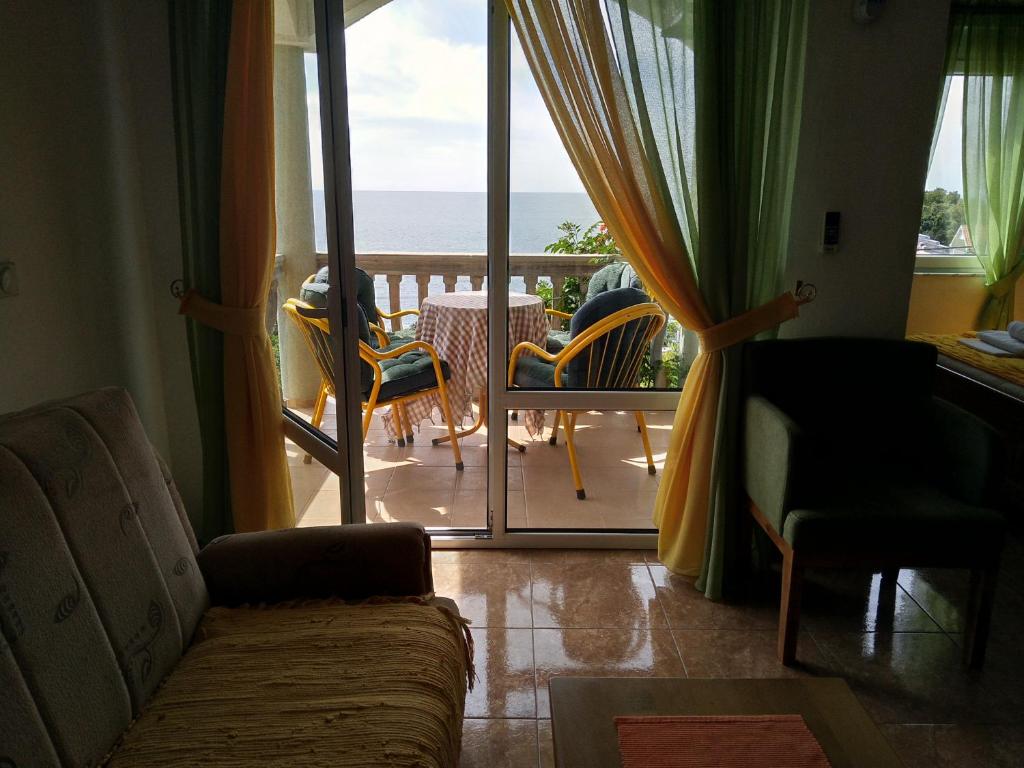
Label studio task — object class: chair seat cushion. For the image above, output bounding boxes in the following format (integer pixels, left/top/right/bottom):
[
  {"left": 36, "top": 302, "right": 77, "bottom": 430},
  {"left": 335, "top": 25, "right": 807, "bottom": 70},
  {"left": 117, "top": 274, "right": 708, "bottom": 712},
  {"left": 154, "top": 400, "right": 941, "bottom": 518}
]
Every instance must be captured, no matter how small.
[
  {"left": 369, "top": 350, "right": 451, "bottom": 401},
  {"left": 512, "top": 355, "right": 566, "bottom": 388},
  {"left": 105, "top": 600, "right": 471, "bottom": 768},
  {"left": 388, "top": 326, "right": 418, "bottom": 345},
  {"left": 545, "top": 329, "right": 570, "bottom": 353},
  {"left": 783, "top": 479, "right": 1005, "bottom": 557}
]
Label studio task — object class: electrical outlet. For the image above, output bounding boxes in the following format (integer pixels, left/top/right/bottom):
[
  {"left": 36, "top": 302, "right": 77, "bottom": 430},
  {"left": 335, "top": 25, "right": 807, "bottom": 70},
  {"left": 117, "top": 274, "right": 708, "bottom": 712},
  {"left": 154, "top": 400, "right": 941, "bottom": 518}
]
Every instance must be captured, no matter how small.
[{"left": 0, "top": 262, "right": 18, "bottom": 298}]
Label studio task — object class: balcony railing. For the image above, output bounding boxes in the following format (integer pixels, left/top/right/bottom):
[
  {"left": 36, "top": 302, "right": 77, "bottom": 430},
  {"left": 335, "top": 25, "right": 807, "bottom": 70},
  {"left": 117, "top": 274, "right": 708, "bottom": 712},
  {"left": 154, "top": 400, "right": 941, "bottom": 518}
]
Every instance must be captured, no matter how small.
[
  {"left": 272, "top": 251, "right": 682, "bottom": 385},
  {"left": 272, "top": 251, "right": 608, "bottom": 332}
]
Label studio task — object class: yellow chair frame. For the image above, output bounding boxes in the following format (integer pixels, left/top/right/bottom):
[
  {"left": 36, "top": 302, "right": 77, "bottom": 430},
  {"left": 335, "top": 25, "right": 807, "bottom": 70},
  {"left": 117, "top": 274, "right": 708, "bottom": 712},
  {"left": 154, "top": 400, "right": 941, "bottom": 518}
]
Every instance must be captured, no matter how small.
[
  {"left": 283, "top": 298, "right": 463, "bottom": 470},
  {"left": 303, "top": 272, "right": 419, "bottom": 346},
  {"left": 508, "top": 302, "right": 666, "bottom": 500}
]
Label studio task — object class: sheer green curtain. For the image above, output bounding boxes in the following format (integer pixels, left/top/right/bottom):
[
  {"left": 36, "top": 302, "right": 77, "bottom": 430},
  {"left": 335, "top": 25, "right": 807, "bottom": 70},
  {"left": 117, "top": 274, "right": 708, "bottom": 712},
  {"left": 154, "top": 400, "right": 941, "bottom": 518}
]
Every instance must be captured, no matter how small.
[
  {"left": 951, "top": 7, "right": 1024, "bottom": 328},
  {"left": 605, "top": 1, "right": 808, "bottom": 597}
]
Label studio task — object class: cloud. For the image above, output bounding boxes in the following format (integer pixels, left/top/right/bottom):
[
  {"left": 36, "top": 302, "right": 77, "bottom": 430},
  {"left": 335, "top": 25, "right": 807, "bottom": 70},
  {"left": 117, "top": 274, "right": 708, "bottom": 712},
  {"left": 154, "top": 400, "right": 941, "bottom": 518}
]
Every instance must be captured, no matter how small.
[{"left": 301, "top": 0, "right": 587, "bottom": 194}]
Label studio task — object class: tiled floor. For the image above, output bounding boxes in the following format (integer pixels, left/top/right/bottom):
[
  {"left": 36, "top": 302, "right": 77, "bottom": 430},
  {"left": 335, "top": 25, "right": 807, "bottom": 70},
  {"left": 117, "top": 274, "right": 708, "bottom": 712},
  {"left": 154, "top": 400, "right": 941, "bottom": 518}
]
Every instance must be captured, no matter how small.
[
  {"left": 286, "top": 400, "right": 672, "bottom": 530},
  {"left": 430, "top": 540, "right": 1024, "bottom": 768}
]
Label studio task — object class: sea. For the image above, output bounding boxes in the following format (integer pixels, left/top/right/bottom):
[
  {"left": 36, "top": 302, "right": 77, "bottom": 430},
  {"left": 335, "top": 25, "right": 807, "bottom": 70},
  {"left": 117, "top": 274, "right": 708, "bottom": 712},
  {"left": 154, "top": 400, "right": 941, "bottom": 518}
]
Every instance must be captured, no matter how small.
[{"left": 313, "top": 190, "right": 600, "bottom": 314}]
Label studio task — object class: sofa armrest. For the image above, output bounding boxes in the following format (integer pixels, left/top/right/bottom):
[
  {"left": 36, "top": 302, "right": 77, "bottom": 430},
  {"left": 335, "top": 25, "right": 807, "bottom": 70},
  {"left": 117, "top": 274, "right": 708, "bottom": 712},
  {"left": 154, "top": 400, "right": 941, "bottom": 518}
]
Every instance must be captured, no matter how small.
[
  {"left": 928, "top": 398, "right": 1004, "bottom": 507},
  {"left": 744, "top": 395, "right": 803, "bottom": 533},
  {"left": 198, "top": 522, "right": 434, "bottom": 606}
]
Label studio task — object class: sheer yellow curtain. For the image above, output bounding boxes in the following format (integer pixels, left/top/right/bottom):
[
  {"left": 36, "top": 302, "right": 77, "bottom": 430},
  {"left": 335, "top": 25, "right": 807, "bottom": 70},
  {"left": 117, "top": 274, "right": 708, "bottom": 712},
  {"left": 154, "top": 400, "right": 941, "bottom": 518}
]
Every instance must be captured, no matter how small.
[
  {"left": 508, "top": 0, "right": 716, "bottom": 574},
  {"left": 507, "top": 0, "right": 803, "bottom": 575},
  {"left": 181, "top": 0, "right": 294, "bottom": 532}
]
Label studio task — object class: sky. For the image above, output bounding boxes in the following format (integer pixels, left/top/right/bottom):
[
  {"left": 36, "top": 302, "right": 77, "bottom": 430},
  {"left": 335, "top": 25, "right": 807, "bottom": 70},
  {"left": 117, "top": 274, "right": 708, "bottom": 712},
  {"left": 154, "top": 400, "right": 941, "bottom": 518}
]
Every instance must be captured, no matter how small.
[
  {"left": 303, "top": 1, "right": 962, "bottom": 196},
  {"left": 304, "top": 0, "right": 587, "bottom": 194},
  {"left": 925, "top": 76, "right": 964, "bottom": 194}
]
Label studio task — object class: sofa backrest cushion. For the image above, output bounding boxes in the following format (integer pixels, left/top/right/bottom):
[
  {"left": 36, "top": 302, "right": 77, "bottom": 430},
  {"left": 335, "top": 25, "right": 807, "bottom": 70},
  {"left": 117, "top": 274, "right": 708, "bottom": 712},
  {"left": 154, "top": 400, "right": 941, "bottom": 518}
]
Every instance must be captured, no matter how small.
[{"left": 0, "top": 388, "right": 208, "bottom": 767}]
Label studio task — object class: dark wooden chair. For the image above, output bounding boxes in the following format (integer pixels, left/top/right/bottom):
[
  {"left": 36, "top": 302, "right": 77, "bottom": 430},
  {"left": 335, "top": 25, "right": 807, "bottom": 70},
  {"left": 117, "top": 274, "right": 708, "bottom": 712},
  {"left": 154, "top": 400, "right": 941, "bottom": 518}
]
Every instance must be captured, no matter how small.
[{"left": 742, "top": 337, "right": 1006, "bottom": 668}]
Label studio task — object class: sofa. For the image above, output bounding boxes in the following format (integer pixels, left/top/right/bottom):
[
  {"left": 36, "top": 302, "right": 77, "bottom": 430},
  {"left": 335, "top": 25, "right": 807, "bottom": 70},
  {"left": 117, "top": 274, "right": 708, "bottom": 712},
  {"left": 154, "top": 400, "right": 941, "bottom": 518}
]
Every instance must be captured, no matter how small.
[{"left": 0, "top": 388, "right": 471, "bottom": 767}]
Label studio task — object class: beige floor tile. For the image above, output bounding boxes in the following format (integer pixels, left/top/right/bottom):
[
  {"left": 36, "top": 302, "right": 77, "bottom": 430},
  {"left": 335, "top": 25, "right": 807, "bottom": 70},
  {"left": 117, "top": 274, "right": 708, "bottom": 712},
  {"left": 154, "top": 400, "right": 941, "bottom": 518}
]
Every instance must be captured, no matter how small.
[
  {"left": 460, "top": 719, "right": 538, "bottom": 768},
  {"left": 531, "top": 563, "right": 665, "bottom": 629},
  {"left": 649, "top": 566, "right": 778, "bottom": 630},
  {"left": 432, "top": 562, "right": 533, "bottom": 628},
  {"left": 880, "top": 724, "right": 1024, "bottom": 768},
  {"left": 464, "top": 628, "right": 537, "bottom": 718},
  {"left": 296, "top": 489, "right": 343, "bottom": 527},
  {"left": 377, "top": 488, "right": 453, "bottom": 527},
  {"left": 538, "top": 720, "right": 555, "bottom": 768},
  {"left": 812, "top": 631, "right": 1022, "bottom": 724},
  {"left": 533, "top": 628, "right": 685, "bottom": 715},
  {"left": 451, "top": 488, "right": 489, "bottom": 529},
  {"left": 672, "top": 629, "right": 832, "bottom": 678}
]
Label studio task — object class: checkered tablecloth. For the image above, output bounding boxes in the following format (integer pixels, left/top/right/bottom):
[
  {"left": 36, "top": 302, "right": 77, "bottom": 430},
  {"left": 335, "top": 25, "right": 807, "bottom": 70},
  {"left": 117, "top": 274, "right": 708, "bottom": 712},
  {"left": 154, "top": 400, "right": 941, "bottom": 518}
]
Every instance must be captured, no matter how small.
[{"left": 382, "top": 291, "right": 549, "bottom": 439}]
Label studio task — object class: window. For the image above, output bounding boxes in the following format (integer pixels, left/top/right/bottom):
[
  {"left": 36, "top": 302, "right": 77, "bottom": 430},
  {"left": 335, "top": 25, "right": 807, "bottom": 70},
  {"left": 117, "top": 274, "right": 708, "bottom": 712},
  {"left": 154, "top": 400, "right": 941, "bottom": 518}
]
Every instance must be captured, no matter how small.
[{"left": 917, "top": 76, "right": 980, "bottom": 274}]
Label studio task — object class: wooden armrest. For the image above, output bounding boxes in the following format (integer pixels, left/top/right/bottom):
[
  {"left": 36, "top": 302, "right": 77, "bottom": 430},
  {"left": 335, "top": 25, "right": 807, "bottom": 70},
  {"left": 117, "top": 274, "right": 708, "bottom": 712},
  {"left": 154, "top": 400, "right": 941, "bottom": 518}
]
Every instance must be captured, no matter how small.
[
  {"left": 367, "top": 322, "right": 390, "bottom": 348},
  {"left": 545, "top": 308, "right": 573, "bottom": 320},
  {"left": 377, "top": 307, "right": 420, "bottom": 320}
]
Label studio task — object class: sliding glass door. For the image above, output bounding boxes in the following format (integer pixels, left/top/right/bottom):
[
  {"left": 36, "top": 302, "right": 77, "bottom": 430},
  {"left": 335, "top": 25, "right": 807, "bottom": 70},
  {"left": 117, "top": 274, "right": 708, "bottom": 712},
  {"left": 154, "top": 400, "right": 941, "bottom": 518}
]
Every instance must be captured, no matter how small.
[
  {"left": 274, "top": 0, "right": 365, "bottom": 527},
  {"left": 281, "top": 0, "right": 680, "bottom": 547}
]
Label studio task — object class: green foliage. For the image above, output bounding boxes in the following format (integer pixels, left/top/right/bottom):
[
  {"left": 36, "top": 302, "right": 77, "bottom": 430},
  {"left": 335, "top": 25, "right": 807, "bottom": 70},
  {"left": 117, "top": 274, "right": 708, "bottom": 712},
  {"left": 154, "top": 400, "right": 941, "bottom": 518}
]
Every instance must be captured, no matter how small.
[
  {"left": 543, "top": 220, "right": 619, "bottom": 313},
  {"left": 270, "top": 329, "right": 281, "bottom": 381},
  {"left": 543, "top": 220, "right": 695, "bottom": 390},
  {"left": 544, "top": 220, "right": 621, "bottom": 259},
  {"left": 638, "top": 347, "right": 690, "bottom": 390},
  {"left": 920, "top": 187, "right": 965, "bottom": 246}
]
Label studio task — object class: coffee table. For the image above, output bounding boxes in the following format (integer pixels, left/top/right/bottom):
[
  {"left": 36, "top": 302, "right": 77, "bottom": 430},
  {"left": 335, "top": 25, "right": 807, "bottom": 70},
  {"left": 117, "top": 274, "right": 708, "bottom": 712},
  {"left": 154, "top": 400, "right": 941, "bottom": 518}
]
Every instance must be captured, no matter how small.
[{"left": 549, "top": 677, "right": 902, "bottom": 768}]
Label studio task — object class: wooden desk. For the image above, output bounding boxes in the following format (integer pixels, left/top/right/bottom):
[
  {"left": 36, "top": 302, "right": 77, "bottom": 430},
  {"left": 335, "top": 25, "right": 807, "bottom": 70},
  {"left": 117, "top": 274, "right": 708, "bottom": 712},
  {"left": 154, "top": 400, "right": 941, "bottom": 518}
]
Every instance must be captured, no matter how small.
[{"left": 549, "top": 677, "right": 902, "bottom": 768}]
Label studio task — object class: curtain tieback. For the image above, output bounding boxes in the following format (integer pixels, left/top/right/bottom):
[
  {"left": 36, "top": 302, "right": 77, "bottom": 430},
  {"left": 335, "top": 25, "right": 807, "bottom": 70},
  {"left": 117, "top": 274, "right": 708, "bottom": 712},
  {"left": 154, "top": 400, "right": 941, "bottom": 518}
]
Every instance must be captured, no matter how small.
[
  {"left": 985, "top": 260, "right": 1024, "bottom": 299},
  {"left": 696, "top": 289, "right": 813, "bottom": 355},
  {"left": 179, "top": 289, "right": 267, "bottom": 336}
]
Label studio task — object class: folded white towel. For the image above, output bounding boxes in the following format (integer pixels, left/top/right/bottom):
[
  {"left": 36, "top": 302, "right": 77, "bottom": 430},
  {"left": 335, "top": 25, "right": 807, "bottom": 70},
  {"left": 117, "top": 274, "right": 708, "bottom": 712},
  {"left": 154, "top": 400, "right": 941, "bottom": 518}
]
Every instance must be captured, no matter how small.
[
  {"left": 977, "top": 330, "right": 1024, "bottom": 357},
  {"left": 959, "top": 338, "right": 1019, "bottom": 357},
  {"left": 1009, "top": 320, "right": 1024, "bottom": 343}
]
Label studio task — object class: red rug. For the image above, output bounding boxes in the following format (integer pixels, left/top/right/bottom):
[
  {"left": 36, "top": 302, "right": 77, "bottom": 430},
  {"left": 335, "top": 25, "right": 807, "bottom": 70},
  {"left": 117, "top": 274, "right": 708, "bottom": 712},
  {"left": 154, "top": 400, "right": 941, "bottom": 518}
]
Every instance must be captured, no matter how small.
[{"left": 615, "top": 714, "right": 832, "bottom": 768}]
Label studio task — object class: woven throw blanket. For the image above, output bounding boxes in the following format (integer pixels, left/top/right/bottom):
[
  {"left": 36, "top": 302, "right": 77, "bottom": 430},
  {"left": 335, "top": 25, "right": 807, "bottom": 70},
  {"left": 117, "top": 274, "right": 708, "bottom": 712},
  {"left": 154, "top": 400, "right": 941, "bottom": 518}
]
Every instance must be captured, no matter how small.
[
  {"left": 104, "top": 600, "right": 472, "bottom": 767},
  {"left": 615, "top": 715, "right": 831, "bottom": 768},
  {"left": 909, "top": 332, "right": 1024, "bottom": 388}
]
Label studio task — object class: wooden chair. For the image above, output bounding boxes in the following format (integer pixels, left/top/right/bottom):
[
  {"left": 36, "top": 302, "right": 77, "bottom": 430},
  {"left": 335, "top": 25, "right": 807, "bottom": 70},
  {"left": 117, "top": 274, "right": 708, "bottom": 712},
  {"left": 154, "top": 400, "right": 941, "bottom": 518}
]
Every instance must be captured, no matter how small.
[
  {"left": 742, "top": 337, "right": 1005, "bottom": 667},
  {"left": 508, "top": 287, "right": 666, "bottom": 499},
  {"left": 283, "top": 298, "right": 463, "bottom": 470}
]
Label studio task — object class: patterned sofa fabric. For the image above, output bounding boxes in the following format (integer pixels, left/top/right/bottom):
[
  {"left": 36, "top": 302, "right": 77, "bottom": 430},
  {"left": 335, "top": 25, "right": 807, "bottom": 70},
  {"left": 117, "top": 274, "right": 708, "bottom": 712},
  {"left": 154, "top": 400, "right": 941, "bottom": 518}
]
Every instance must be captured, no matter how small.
[{"left": 0, "top": 389, "right": 469, "bottom": 768}]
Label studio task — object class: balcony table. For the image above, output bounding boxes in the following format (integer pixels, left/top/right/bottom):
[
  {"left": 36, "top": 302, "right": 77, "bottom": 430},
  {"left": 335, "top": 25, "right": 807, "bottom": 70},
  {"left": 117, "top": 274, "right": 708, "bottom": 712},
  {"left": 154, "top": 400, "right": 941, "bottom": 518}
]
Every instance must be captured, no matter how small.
[{"left": 383, "top": 290, "right": 548, "bottom": 445}]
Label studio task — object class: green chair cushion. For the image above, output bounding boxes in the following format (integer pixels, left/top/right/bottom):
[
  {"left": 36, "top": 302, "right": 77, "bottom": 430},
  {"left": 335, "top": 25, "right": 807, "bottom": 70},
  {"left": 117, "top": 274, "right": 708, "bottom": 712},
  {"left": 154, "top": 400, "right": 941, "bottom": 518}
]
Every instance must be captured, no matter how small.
[
  {"left": 367, "top": 350, "right": 451, "bottom": 402},
  {"left": 545, "top": 329, "right": 571, "bottom": 354},
  {"left": 782, "top": 478, "right": 1005, "bottom": 557},
  {"left": 512, "top": 355, "right": 565, "bottom": 389},
  {"left": 387, "top": 326, "right": 418, "bottom": 345},
  {"left": 585, "top": 261, "right": 643, "bottom": 302}
]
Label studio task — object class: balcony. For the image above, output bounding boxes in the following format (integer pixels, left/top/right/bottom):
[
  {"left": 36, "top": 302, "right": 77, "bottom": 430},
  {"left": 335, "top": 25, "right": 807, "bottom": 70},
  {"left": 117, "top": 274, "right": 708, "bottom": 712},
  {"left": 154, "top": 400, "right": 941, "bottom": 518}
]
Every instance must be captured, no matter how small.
[
  {"left": 287, "top": 402, "right": 673, "bottom": 530},
  {"left": 276, "top": 251, "right": 690, "bottom": 530}
]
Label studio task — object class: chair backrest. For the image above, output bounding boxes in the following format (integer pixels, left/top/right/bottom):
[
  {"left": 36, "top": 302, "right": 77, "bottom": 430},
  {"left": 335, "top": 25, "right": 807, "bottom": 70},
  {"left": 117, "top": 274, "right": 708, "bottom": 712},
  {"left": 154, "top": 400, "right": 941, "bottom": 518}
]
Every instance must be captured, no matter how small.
[
  {"left": 744, "top": 337, "right": 938, "bottom": 467},
  {"left": 0, "top": 388, "right": 209, "bottom": 767},
  {"left": 585, "top": 261, "right": 643, "bottom": 302},
  {"left": 283, "top": 299, "right": 374, "bottom": 395},
  {"left": 299, "top": 267, "right": 378, "bottom": 331},
  {"left": 562, "top": 287, "right": 665, "bottom": 388}
]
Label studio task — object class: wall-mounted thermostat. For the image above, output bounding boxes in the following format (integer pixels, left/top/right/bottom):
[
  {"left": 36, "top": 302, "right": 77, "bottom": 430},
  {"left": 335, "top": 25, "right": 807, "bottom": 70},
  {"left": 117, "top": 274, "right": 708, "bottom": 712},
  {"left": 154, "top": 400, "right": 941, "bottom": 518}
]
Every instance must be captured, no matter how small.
[{"left": 823, "top": 211, "right": 840, "bottom": 254}]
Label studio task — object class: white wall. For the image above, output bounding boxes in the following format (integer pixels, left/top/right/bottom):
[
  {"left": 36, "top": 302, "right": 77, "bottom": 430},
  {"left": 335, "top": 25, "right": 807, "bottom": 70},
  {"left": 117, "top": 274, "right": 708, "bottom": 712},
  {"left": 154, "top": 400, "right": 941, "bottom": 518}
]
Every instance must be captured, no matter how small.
[
  {"left": 782, "top": 0, "right": 951, "bottom": 338},
  {"left": 0, "top": 0, "right": 202, "bottom": 512}
]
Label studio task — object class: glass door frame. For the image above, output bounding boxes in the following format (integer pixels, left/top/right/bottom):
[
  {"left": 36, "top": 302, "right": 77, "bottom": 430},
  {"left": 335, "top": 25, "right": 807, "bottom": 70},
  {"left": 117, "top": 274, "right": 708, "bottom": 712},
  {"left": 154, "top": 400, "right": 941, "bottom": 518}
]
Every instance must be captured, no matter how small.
[
  {"left": 299, "top": 0, "right": 678, "bottom": 543},
  {"left": 282, "top": 0, "right": 366, "bottom": 526},
  {"left": 468, "top": 0, "right": 676, "bottom": 549}
]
